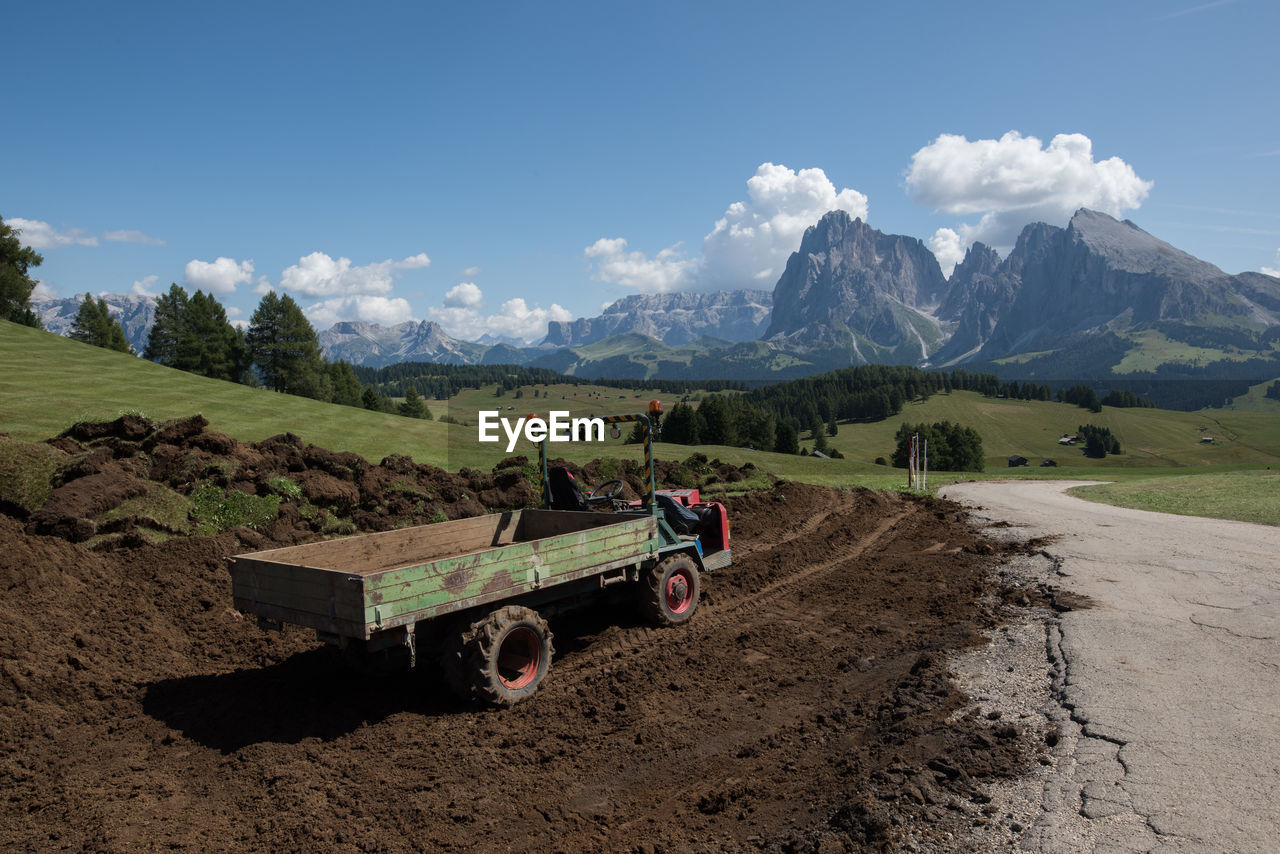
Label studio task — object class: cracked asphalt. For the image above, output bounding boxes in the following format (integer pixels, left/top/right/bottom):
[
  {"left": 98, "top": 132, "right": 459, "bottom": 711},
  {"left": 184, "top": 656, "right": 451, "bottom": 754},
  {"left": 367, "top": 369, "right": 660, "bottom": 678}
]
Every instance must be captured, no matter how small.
[{"left": 941, "top": 480, "right": 1280, "bottom": 854}]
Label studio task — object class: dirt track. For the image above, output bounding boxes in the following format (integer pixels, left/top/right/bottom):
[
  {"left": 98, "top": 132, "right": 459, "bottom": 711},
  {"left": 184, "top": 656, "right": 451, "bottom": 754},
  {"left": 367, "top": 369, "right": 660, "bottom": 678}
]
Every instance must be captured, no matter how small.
[{"left": 1, "top": 420, "right": 1053, "bottom": 852}]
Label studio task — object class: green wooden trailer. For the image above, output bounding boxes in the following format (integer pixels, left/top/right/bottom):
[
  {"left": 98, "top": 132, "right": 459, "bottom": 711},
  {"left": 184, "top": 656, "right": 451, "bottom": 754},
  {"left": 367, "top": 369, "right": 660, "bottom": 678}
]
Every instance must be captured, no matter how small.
[{"left": 227, "top": 412, "right": 730, "bottom": 706}]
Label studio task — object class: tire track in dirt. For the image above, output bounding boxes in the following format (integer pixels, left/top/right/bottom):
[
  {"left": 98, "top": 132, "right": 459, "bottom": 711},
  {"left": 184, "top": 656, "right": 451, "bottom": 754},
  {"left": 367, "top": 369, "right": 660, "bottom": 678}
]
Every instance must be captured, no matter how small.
[
  {"left": 546, "top": 493, "right": 907, "bottom": 692},
  {"left": 521, "top": 491, "right": 998, "bottom": 854},
  {"left": 582, "top": 556, "right": 918, "bottom": 850},
  {"left": 728, "top": 502, "right": 836, "bottom": 561},
  {"left": 715, "top": 508, "right": 909, "bottom": 620}
]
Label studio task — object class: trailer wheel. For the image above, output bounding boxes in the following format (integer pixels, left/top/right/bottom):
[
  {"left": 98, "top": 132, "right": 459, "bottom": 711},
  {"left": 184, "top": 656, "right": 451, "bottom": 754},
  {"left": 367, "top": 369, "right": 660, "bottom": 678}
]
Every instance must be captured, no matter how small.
[
  {"left": 442, "top": 606, "right": 554, "bottom": 707},
  {"left": 640, "top": 553, "right": 700, "bottom": 626}
]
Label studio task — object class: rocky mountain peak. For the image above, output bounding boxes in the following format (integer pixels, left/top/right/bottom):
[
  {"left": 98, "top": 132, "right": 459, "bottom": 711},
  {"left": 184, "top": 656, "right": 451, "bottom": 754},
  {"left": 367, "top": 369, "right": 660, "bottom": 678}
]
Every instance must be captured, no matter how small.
[
  {"left": 543, "top": 289, "right": 772, "bottom": 348},
  {"left": 1066, "top": 208, "right": 1225, "bottom": 281},
  {"left": 763, "top": 211, "right": 948, "bottom": 362},
  {"left": 951, "top": 242, "right": 1002, "bottom": 281}
]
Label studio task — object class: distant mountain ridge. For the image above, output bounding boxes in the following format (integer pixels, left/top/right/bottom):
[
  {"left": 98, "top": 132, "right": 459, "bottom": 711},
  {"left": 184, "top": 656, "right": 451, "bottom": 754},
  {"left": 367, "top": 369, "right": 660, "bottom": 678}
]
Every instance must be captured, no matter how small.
[
  {"left": 30, "top": 209, "right": 1280, "bottom": 382},
  {"left": 33, "top": 293, "right": 156, "bottom": 355},
  {"left": 966, "top": 209, "right": 1280, "bottom": 361},
  {"left": 758, "top": 208, "right": 1280, "bottom": 375},
  {"left": 544, "top": 290, "right": 772, "bottom": 347},
  {"left": 316, "top": 320, "right": 488, "bottom": 367}
]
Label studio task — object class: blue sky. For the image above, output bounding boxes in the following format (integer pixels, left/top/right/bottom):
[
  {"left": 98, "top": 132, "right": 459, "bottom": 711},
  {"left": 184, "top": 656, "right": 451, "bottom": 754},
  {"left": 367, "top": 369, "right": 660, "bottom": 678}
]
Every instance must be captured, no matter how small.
[{"left": 5, "top": 0, "right": 1278, "bottom": 343}]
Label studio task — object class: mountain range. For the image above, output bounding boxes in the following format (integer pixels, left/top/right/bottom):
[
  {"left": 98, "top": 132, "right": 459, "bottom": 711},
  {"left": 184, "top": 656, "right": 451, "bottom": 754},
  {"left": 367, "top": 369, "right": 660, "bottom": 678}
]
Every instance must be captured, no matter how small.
[
  {"left": 946, "top": 209, "right": 1280, "bottom": 365},
  {"left": 32, "top": 293, "right": 156, "bottom": 355},
  {"left": 31, "top": 210, "right": 1280, "bottom": 381},
  {"left": 315, "top": 320, "right": 489, "bottom": 367},
  {"left": 544, "top": 290, "right": 772, "bottom": 347}
]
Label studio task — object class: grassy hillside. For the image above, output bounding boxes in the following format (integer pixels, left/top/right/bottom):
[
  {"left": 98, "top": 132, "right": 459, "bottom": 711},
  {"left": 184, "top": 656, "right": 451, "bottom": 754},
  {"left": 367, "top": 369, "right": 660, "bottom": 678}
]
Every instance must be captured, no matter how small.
[
  {"left": 1111, "top": 328, "right": 1246, "bottom": 373},
  {"left": 5, "top": 320, "right": 1279, "bottom": 499},
  {"left": 1213, "top": 377, "right": 1280, "bottom": 413},
  {"left": 820, "top": 391, "right": 1280, "bottom": 470},
  {"left": 1, "top": 320, "right": 455, "bottom": 466}
]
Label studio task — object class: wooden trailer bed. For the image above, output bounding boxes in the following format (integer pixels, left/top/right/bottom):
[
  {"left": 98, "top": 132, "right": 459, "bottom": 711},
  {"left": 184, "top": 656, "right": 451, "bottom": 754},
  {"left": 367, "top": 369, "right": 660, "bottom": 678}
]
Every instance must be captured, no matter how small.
[{"left": 229, "top": 509, "right": 659, "bottom": 639}]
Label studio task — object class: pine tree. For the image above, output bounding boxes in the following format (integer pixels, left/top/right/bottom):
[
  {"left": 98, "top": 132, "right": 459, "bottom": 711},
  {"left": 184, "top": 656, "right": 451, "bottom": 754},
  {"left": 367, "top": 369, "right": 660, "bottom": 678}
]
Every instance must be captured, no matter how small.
[
  {"left": 891, "top": 422, "right": 984, "bottom": 471},
  {"left": 1, "top": 216, "right": 45, "bottom": 328},
  {"left": 661, "top": 402, "right": 703, "bottom": 445},
  {"left": 144, "top": 284, "right": 189, "bottom": 365},
  {"left": 399, "top": 386, "right": 427, "bottom": 419},
  {"left": 177, "top": 290, "right": 240, "bottom": 380},
  {"left": 773, "top": 421, "right": 799, "bottom": 455},
  {"left": 362, "top": 387, "right": 384, "bottom": 411},
  {"left": 147, "top": 285, "right": 246, "bottom": 382},
  {"left": 698, "top": 395, "right": 736, "bottom": 446},
  {"left": 328, "top": 360, "right": 365, "bottom": 407},
  {"left": 246, "top": 292, "right": 326, "bottom": 397},
  {"left": 70, "top": 293, "right": 107, "bottom": 344},
  {"left": 70, "top": 294, "right": 133, "bottom": 353}
]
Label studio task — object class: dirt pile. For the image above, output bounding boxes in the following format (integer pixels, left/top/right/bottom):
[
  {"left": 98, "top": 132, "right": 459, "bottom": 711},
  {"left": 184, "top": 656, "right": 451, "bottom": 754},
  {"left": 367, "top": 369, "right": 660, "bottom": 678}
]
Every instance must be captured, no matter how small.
[
  {"left": 14, "top": 414, "right": 756, "bottom": 551},
  {"left": 23, "top": 414, "right": 523, "bottom": 546},
  {"left": 1, "top": 419, "right": 1047, "bottom": 852}
]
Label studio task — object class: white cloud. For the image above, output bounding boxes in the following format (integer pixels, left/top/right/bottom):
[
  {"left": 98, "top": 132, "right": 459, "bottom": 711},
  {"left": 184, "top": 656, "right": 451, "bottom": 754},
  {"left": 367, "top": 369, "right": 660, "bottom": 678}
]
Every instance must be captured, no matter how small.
[
  {"left": 131, "top": 274, "right": 160, "bottom": 296},
  {"left": 461, "top": 266, "right": 482, "bottom": 277},
  {"left": 1262, "top": 249, "right": 1280, "bottom": 278},
  {"left": 184, "top": 257, "right": 255, "bottom": 294},
  {"left": 584, "top": 238, "right": 696, "bottom": 293},
  {"left": 278, "top": 251, "right": 431, "bottom": 298},
  {"left": 585, "top": 162, "right": 869, "bottom": 293},
  {"left": 8, "top": 217, "right": 98, "bottom": 249},
  {"left": 444, "top": 282, "right": 484, "bottom": 308},
  {"left": 702, "top": 163, "right": 869, "bottom": 288},
  {"left": 31, "top": 280, "right": 57, "bottom": 300},
  {"left": 928, "top": 228, "right": 967, "bottom": 278},
  {"left": 104, "top": 229, "right": 165, "bottom": 246},
  {"left": 906, "top": 131, "right": 1153, "bottom": 275},
  {"left": 426, "top": 285, "right": 571, "bottom": 344},
  {"left": 304, "top": 295, "right": 417, "bottom": 328}
]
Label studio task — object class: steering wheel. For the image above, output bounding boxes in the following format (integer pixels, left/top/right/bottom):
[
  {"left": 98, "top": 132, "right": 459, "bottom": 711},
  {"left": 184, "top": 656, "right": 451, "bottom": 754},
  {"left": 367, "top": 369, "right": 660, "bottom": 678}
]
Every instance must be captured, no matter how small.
[{"left": 586, "top": 479, "right": 624, "bottom": 504}]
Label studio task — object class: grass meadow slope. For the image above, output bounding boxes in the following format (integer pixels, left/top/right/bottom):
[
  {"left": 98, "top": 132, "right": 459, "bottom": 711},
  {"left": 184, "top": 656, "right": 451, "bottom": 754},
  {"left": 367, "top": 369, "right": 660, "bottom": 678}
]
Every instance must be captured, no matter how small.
[
  {"left": 4, "top": 319, "right": 1278, "bottom": 522},
  {"left": 1, "top": 320, "right": 454, "bottom": 466}
]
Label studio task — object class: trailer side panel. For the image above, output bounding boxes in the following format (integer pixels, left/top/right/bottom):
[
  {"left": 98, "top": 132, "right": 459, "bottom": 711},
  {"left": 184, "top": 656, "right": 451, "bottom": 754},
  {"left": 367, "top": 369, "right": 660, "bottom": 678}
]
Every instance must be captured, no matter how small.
[
  {"left": 229, "top": 510, "right": 659, "bottom": 639},
  {"left": 363, "top": 513, "right": 658, "bottom": 632}
]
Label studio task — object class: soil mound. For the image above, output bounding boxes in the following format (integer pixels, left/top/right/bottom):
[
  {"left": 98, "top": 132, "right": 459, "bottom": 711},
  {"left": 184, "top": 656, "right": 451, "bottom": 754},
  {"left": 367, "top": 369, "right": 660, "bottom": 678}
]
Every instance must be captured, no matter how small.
[{"left": 22, "top": 415, "right": 754, "bottom": 551}]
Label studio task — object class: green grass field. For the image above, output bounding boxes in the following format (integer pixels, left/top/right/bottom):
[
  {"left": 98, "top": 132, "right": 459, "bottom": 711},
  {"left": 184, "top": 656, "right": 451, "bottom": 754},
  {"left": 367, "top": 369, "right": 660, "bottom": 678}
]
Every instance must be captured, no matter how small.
[
  {"left": 1111, "top": 328, "right": 1244, "bottom": 373},
  {"left": 1, "top": 320, "right": 455, "bottom": 465},
  {"left": 4, "top": 319, "right": 1279, "bottom": 523},
  {"left": 1214, "top": 377, "right": 1280, "bottom": 413},
  {"left": 1069, "top": 470, "right": 1279, "bottom": 526}
]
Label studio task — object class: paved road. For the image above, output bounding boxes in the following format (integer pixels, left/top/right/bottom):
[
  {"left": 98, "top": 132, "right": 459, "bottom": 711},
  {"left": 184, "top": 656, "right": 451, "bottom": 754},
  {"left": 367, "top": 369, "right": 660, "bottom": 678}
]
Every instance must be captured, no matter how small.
[{"left": 941, "top": 480, "right": 1280, "bottom": 854}]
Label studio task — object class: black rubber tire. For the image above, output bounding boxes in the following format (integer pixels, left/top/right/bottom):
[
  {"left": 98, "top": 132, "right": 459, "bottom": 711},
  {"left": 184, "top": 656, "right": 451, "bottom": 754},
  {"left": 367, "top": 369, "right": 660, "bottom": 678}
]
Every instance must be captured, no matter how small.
[
  {"left": 639, "top": 553, "right": 701, "bottom": 627},
  {"left": 440, "top": 606, "right": 553, "bottom": 706}
]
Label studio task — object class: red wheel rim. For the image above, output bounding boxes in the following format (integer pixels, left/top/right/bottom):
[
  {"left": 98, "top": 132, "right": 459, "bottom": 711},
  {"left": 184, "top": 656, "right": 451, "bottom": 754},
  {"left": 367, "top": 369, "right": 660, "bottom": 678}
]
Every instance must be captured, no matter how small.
[
  {"left": 497, "top": 626, "right": 541, "bottom": 690},
  {"left": 665, "top": 569, "right": 694, "bottom": 614}
]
